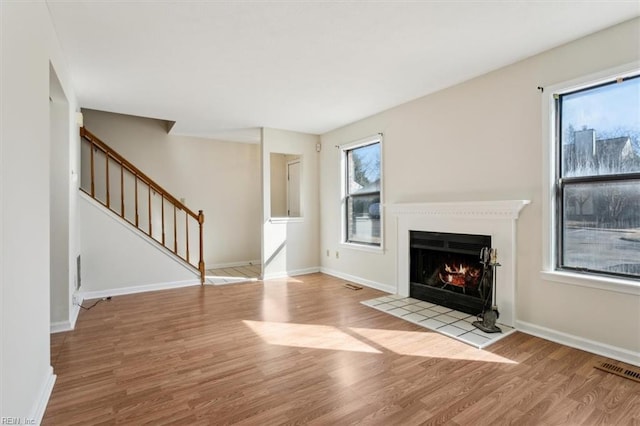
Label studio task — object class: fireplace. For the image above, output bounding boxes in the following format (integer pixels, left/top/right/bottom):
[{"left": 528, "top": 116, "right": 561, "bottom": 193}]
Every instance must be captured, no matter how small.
[
  {"left": 410, "top": 231, "right": 491, "bottom": 316},
  {"left": 387, "top": 200, "right": 530, "bottom": 327}
]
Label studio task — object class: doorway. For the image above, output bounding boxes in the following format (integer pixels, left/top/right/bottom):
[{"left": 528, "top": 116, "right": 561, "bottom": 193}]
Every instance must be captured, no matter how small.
[{"left": 49, "top": 63, "right": 72, "bottom": 329}]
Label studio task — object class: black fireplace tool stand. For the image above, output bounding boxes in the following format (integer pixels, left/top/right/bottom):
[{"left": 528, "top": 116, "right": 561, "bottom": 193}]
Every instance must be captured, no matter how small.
[{"left": 473, "top": 250, "right": 502, "bottom": 334}]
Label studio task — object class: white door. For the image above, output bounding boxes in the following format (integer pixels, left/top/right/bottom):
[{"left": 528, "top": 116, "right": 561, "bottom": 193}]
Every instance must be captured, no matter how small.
[{"left": 287, "top": 160, "right": 301, "bottom": 217}]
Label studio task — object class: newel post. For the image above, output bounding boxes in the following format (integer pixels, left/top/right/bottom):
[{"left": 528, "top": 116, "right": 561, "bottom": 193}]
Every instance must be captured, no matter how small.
[{"left": 198, "top": 210, "right": 205, "bottom": 285}]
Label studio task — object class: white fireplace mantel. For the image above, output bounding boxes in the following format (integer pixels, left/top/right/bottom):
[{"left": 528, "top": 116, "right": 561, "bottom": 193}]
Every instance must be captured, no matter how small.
[
  {"left": 387, "top": 200, "right": 530, "bottom": 327},
  {"left": 386, "top": 200, "right": 530, "bottom": 219}
]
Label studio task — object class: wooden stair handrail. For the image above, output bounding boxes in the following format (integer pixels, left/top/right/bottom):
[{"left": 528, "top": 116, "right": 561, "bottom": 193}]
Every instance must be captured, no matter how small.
[
  {"left": 80, "top": 127, "right": 205, "bottom": 284},
  {"left": 80, "top": 127, "right": 199, "bottom": 219}
]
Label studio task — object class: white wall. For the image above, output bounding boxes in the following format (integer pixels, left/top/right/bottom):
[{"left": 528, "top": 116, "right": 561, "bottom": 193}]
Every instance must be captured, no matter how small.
[
  {"left": 320, "top": 19, "right": 640, "bottom": 359},
  {"left": 81, "top": 109, "right": 261, "bottom": 267},
  {"left": 270, "top": 153, "right": 288, "bottom": 217},
  {"left": 1, "top": 1, "right": 79, "bottom": 420},
  {"left": 262, "top": 128, "right": 320, "bottom": 278},
  {"left": 79, "top": 194, "right": 197, "bottom": 293},
  {"left": 49, "top": 66, "right": 72, "bottom": 326}
]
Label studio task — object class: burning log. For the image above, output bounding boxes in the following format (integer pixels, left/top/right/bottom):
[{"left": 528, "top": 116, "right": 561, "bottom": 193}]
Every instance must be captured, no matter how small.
[{"left": 438, "top": 263, "right": 481, "bottom": 288}]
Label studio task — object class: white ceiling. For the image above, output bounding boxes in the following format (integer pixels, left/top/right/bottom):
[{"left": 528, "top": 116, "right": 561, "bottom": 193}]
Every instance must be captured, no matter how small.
[{"left": 46, "top": 1, "right": 639, "bottom": 143}]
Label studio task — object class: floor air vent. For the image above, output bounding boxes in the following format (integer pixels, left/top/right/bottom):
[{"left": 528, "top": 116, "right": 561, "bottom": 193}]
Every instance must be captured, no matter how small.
[{"left": 594, "top": 361, "right": 640, "bottom": 383}]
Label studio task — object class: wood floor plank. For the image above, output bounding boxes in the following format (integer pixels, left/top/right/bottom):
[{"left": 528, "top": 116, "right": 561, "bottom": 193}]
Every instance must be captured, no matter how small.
[{"left": 43, "top": 273, "right": 640, "bottom": 425}]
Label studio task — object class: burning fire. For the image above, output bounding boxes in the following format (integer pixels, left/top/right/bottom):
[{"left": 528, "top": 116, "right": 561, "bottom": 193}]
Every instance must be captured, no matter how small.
[{"left": 439, "top": 263, "right": 481, "bottom": 287}]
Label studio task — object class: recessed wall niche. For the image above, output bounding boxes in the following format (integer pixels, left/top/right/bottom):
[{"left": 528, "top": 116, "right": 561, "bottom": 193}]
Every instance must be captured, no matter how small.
[{"left": 270, "top": 153, "right": 301, "bottom": 218}]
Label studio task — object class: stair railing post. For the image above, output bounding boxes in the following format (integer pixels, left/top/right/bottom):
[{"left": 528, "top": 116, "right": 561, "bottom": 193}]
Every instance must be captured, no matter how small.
[
  {"left": 161, "top": 195, "right": 165, "bottom": 246},
  {"left": 90, "top": 143, "right": 95, "bottom": 197},
  {"left": 173, "top": 205, "right": 177, "bottom": 254},
  {"left": 120, "top": 162, "right": 125, "bottom": 218},
  {"left": 105, "top": 152, "right": 110, "bottom": 208},
  {"left": 148, "top": 187, "right": 152, "bottom": 236},
  {"left": 134, "top": 175, "right": 139, "bottom": 227},
  {"left": 198, "top": 210, "right": 205, "bottom": 285},
  {"left": 185, "top": 214, "right": 190, "bottom": 263}
]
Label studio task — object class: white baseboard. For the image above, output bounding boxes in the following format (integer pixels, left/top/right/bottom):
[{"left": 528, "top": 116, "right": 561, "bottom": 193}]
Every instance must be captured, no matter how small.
[
  {"left": 320, "top": 267, "right": 396, "bottom": 294},
  {"left": 80, "top": 279, "right": 200, "bottom": 300},
  {"left": 207, "top": 259, "right": 261, "bottom": 269},
  {"left": 50, "top": 320, "right": 72, "bottom": 334},
  {"left": 50, "top": 296, "right": 83, "bottom": 334},
  {"left": 516, "top": 320, "right": 640, "bottom": 367},
  {"left": 69, "top": 299, "right": 81, "bottom": 329},
  {"left": 262, "top": 267, "right": 321, "bottom": 281},
  {"left": 30, "top": 366, "right": 56, "bottom": 424}
]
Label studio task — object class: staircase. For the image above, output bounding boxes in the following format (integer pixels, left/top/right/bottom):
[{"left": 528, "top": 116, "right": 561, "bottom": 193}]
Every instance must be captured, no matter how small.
[{"left": 79, "top": 127, "right": 205, "bottom": 283}]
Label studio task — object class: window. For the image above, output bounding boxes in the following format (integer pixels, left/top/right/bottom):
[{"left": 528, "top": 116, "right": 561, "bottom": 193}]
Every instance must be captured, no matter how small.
[
  {"left": 554, "top": 72, "right": 640, "bottom": 280},
  {"left": 342, "top": 136, "right": 382, "bottom": 247}
]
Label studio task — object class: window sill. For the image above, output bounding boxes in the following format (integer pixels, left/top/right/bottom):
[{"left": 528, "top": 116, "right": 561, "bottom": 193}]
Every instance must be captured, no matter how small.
[
  {"left": 269, "top": 217, "right": 303, "bottom": 224},
  {"left": 540, "top": 270, "right": 640, "bottom": 296},
  {"left": 339, "top": 242, "right": 385, "bottom": 254}
]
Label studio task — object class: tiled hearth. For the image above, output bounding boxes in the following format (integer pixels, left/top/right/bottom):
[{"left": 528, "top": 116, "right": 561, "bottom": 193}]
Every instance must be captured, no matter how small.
[{"left": 362, "top": 294, "right": 515, "bottom": 349}]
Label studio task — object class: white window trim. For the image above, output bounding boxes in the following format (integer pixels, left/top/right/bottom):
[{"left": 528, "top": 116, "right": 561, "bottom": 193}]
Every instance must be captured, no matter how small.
[
  {"left": 339, "top": 241, "right": 385, "bottom": 254},
  {"left": 541, "top": 61, "right": 640, "bottom": 295},
  {"left": 340, "top": 133, "right": 384, "bottom": 252}
]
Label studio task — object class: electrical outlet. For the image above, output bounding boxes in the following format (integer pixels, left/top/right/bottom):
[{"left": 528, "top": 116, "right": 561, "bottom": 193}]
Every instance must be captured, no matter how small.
[
  {"left": 336, "top": 251, "right": 339, "bottom": 259},
  {"left": 72, "top": 294, "right": 80, "bottom": 305}
]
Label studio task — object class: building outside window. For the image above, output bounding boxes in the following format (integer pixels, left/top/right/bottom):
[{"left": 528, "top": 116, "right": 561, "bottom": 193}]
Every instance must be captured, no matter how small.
[
  {"left": 554, "top": 73, "right": 640, "bottom": 280},
  {"left": 342, "top": 136, "right": 382, "bottom": 247}
]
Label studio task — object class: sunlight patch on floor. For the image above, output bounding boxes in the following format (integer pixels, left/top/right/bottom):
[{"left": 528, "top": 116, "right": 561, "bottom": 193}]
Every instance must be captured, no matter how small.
[
  {"left": 244, "top": 320, "right": 517, "bottom": 364},
  {"left": 348, "top": 327, "right": 517, "bottom": 364},
  {"left": 243, "top": 320, "right": 381, "bottom": 354}
]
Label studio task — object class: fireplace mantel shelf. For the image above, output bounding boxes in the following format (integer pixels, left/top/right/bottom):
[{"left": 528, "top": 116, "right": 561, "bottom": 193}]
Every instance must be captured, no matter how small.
[{"left": 385, "top": 200, "right": 531, "bottom": 219}]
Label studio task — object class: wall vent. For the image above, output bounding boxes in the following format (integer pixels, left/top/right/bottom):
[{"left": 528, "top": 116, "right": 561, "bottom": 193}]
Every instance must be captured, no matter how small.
[
  {"left": 76, "top": 255, "right": 81, "bottom": 290},
  {"left": 594, "top": 361, "right": 640, "bottom": 383}
]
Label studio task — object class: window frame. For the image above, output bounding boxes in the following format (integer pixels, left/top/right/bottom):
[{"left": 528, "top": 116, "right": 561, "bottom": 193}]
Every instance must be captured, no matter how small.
[
  {"left": 541, "top": 61, "right": 640, "bottom": 295},
  {"left": 340, "top": 134, "right": 384, "bottom": 251}
]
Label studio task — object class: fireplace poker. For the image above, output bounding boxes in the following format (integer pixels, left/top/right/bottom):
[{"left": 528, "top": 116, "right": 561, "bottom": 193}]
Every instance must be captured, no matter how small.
[{"left": 473, "top": 247, "right": 502, "bottom": 333}]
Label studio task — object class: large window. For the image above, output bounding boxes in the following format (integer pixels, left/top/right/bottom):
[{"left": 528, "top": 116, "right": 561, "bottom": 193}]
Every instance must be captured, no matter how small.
[
  {"left": 555, "top": 73, "right": 640, "bottom": 280},
  {"left": 342, "top": 137, "right": 382, "bottom": 247}
]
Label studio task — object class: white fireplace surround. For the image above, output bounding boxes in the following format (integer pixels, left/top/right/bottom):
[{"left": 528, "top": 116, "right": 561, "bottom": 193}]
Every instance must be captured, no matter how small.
[{"left": 387, "top": 200, "right": 530, "bottom": 327}]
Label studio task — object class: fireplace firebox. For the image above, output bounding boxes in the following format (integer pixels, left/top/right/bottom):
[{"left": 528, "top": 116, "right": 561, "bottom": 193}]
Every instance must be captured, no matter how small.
[{"left": 410, "top": 231, "right": 491, "bottom": 316}]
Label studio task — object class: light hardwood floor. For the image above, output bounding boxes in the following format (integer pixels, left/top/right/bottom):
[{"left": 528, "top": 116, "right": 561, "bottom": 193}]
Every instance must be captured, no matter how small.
[
  {"left": 205, "top": 264, "right": 261, "bottom": 285},
  {"left": 45, "top": 273, "right": 640, "bottom": 425}
]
